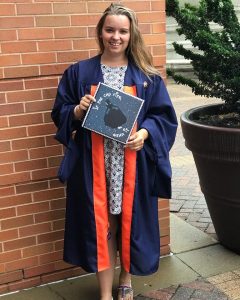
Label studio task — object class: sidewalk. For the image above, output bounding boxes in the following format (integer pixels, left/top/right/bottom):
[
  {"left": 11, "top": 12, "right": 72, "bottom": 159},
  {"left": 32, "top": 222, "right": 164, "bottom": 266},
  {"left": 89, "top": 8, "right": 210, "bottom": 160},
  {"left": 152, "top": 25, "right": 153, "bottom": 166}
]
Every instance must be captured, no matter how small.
[
  {"left": 169, "top": 81, "right": 220, "bottom": 240},
  {"left": 1, "top": 83, "right": 240, "bottom": 300},
  {"left": 2, "top": 214, "right": 240, "bottom": 300}
]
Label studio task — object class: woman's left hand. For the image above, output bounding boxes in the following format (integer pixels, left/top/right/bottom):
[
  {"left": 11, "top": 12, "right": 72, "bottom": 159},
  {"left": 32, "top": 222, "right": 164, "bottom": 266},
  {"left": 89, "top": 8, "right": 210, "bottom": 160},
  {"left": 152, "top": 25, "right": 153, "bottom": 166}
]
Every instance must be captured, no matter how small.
[{"left": 125, "top": 128, "right": 149, "bottom": 151}]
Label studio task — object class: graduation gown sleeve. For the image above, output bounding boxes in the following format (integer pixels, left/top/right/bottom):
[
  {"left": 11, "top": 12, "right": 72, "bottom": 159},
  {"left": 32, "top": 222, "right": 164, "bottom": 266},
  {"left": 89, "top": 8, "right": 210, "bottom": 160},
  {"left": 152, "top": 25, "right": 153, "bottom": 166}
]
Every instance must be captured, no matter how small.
[
  {"left": 140, "top": 75, "right": 177, "bottom": 198},
  {"left": 51, "top": 65, "right": 80, "bottom": 147}
]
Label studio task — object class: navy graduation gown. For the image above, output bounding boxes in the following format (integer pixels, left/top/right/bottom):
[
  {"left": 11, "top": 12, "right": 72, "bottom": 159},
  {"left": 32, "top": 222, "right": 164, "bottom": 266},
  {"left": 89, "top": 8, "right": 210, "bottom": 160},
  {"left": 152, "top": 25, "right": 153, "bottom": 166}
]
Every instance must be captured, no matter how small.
[{"left": 51, "top": 55, "right": 177, "bottom": 276}]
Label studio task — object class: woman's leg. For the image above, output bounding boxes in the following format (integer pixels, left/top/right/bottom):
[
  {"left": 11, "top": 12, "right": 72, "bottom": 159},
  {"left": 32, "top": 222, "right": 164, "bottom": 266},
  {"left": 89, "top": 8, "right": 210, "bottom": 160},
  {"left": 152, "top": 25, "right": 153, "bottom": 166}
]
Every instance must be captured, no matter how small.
[
  {"left": 117, "top": 221, "right": 133, "bottom": 300},
  {"left": 117, "top": 265, "right": 133, "bottom": 300},
  {"left": 119, "top": 268, "right": 131, "bottom": 286},
  {"left": 96, "top": 214, "right": 118, "bottom": 300}
]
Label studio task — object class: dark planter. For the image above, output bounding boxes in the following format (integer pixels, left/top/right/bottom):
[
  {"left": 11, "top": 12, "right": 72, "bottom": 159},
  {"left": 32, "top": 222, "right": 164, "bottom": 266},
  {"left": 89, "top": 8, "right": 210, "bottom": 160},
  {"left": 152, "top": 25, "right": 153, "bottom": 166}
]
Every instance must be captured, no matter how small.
[{"left": 181, "top": 104, "right": 240, "bottom": 253}]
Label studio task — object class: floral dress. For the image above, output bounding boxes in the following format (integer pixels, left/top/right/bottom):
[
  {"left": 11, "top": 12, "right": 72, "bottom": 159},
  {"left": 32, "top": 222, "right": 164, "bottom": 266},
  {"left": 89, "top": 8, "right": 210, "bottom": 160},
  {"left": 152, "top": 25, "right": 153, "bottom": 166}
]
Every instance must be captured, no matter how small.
[{"left": 101, "top": 64, "right": 127, "bottom": 215}]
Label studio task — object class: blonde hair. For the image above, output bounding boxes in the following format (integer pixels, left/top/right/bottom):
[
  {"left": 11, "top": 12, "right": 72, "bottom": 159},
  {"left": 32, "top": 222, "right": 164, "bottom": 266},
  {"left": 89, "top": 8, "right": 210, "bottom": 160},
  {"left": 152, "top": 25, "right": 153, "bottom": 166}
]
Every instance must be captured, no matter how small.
[{"left": 96, "top": 3, "right": 159, "bottom": 77}]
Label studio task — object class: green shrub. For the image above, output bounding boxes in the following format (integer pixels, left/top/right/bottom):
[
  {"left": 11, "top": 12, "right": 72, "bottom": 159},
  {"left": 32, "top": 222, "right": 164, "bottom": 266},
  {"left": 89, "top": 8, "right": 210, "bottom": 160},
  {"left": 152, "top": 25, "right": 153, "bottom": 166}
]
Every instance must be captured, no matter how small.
[{"left": 166, "top": 0, "right": 240, "bottom": 109}]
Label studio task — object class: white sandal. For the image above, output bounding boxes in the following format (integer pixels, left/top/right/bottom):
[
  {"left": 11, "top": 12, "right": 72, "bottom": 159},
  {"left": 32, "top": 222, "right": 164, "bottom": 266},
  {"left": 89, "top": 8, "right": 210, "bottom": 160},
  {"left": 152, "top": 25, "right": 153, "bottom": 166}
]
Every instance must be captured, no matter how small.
[{"left": 117, "top": 285, "right": 133, "bottom": 300}]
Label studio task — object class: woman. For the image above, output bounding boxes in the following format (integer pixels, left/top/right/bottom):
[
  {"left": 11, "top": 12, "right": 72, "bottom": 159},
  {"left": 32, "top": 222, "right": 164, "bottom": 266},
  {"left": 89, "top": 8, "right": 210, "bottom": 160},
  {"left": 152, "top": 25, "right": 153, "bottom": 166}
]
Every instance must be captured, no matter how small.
[{"left": 52, "top": 3, "right": 177, "bottom": 300}]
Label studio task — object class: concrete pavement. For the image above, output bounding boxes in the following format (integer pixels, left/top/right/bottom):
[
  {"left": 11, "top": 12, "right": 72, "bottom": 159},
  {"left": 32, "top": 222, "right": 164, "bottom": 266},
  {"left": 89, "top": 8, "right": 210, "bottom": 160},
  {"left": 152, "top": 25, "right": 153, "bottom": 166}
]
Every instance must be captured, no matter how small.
[{"left": 2, "top": 214, "right": 240, "bottom": 299}]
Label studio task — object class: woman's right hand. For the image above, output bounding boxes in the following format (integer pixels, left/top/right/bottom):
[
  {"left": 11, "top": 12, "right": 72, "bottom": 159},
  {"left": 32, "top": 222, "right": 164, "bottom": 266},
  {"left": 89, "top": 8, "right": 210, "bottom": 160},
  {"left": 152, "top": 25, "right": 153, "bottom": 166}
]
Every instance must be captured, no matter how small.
[{"left": 74, "top": 95, "right": 95, "bottom": 120}]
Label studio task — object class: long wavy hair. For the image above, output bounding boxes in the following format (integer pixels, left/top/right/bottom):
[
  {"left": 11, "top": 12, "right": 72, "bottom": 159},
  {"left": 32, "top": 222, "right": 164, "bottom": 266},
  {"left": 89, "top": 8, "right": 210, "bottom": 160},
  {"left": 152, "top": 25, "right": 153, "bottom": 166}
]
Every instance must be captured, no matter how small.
[{"left": 96, "top": 3, "right": 159, "bottom": 77}]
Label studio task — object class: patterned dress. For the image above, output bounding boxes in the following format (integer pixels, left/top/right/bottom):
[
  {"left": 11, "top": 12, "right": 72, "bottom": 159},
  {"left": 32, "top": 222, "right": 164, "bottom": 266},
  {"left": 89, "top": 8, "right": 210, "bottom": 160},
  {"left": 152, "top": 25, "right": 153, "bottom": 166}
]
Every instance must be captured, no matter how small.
[{"left": 101, "top": 64, "right": 127, "bottom": 215}]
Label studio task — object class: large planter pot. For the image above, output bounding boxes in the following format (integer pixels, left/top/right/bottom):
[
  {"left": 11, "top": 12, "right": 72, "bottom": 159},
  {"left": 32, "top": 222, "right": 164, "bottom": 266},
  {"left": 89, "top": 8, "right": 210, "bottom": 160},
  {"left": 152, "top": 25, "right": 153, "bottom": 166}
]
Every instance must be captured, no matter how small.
[{"left": 181, "top": 104, "right": 240, "bottom": 253}]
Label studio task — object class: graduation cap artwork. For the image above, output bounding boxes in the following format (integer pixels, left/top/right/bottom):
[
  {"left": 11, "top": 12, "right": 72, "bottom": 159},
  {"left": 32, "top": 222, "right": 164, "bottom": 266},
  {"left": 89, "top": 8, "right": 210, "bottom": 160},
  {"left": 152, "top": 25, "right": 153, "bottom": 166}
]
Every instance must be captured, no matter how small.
[
  {"left": 104, "top": 99, "right": 127, "bottom": 129},
  {"left": 82, "top": 83, "right": 144, "bottom": 144}
]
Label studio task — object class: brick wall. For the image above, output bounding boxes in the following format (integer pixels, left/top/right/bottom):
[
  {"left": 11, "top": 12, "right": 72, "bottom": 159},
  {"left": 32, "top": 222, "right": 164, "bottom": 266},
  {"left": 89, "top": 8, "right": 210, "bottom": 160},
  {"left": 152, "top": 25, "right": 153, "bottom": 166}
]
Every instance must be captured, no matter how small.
[{"left": 0, "top": 0, "right": 169, "bottom": 294}]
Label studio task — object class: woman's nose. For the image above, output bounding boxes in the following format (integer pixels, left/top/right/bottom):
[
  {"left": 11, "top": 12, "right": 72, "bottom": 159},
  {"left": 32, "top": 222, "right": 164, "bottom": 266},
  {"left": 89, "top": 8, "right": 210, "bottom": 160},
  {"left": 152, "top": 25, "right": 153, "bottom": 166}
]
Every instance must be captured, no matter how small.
[{"left": 112, "top": 31, "right": 120, "bottom": 39}]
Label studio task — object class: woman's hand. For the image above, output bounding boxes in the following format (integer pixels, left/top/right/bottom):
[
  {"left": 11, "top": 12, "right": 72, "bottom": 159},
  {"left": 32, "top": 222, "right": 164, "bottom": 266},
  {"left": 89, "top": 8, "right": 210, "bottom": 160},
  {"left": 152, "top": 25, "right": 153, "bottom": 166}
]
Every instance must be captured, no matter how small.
[
  {"left": 125, "top": 128, "right": 149, "bottom": 151},
  {"left": 74, "top": 95, "right": 95, "bottom": 120}
]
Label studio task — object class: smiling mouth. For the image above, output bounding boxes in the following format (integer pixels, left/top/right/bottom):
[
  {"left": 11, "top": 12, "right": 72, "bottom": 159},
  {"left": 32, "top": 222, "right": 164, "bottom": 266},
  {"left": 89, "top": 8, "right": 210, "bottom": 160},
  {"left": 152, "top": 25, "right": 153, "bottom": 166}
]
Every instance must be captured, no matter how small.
[{"left": 109, "top": 42, "right": 121, "bottom": 46}]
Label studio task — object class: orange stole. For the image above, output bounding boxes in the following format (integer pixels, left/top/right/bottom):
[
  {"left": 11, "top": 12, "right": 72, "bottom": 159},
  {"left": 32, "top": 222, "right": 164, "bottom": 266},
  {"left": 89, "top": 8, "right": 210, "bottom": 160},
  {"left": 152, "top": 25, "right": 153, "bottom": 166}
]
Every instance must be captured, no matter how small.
[
  {"left": 121, "top": 86, "right": 137, "bottom": 272},
  {"left": 90, "top": 85, "right": 137, "bottom": 272}
]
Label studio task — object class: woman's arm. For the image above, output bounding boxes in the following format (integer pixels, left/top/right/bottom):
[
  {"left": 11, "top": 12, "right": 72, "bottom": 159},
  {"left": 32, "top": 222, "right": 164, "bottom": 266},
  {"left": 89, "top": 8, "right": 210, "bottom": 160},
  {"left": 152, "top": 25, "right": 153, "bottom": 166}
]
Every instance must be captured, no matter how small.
[
  {"left": 125, "top": 128, "right": 149, "bottom": 151},
  {"left": 73, "top": 95, "right": 96, "bottom": 120}
]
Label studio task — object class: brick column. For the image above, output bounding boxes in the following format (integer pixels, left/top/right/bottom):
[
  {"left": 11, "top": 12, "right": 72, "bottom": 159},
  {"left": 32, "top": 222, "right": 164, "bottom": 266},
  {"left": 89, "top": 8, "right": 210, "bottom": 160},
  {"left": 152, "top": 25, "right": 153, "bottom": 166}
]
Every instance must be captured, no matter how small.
[{"left": 0, "top": 0, "right": 168, "bottom": 294}]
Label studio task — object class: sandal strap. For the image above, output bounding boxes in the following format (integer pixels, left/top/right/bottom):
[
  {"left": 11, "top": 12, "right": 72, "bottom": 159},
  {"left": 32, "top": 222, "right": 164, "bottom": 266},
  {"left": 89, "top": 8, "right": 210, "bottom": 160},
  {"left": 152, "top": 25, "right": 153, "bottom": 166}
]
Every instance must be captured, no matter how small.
[{"left": 118, "top": 285, "right": 133, "bottom": 298}]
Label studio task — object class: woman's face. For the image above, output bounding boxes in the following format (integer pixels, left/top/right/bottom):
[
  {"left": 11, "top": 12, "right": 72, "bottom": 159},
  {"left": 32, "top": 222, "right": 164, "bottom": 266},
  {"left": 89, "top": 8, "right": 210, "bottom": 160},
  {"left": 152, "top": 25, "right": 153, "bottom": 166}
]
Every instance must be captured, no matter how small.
[{"left": 101, "top": 14, "right": 130, "bottom": 58}]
